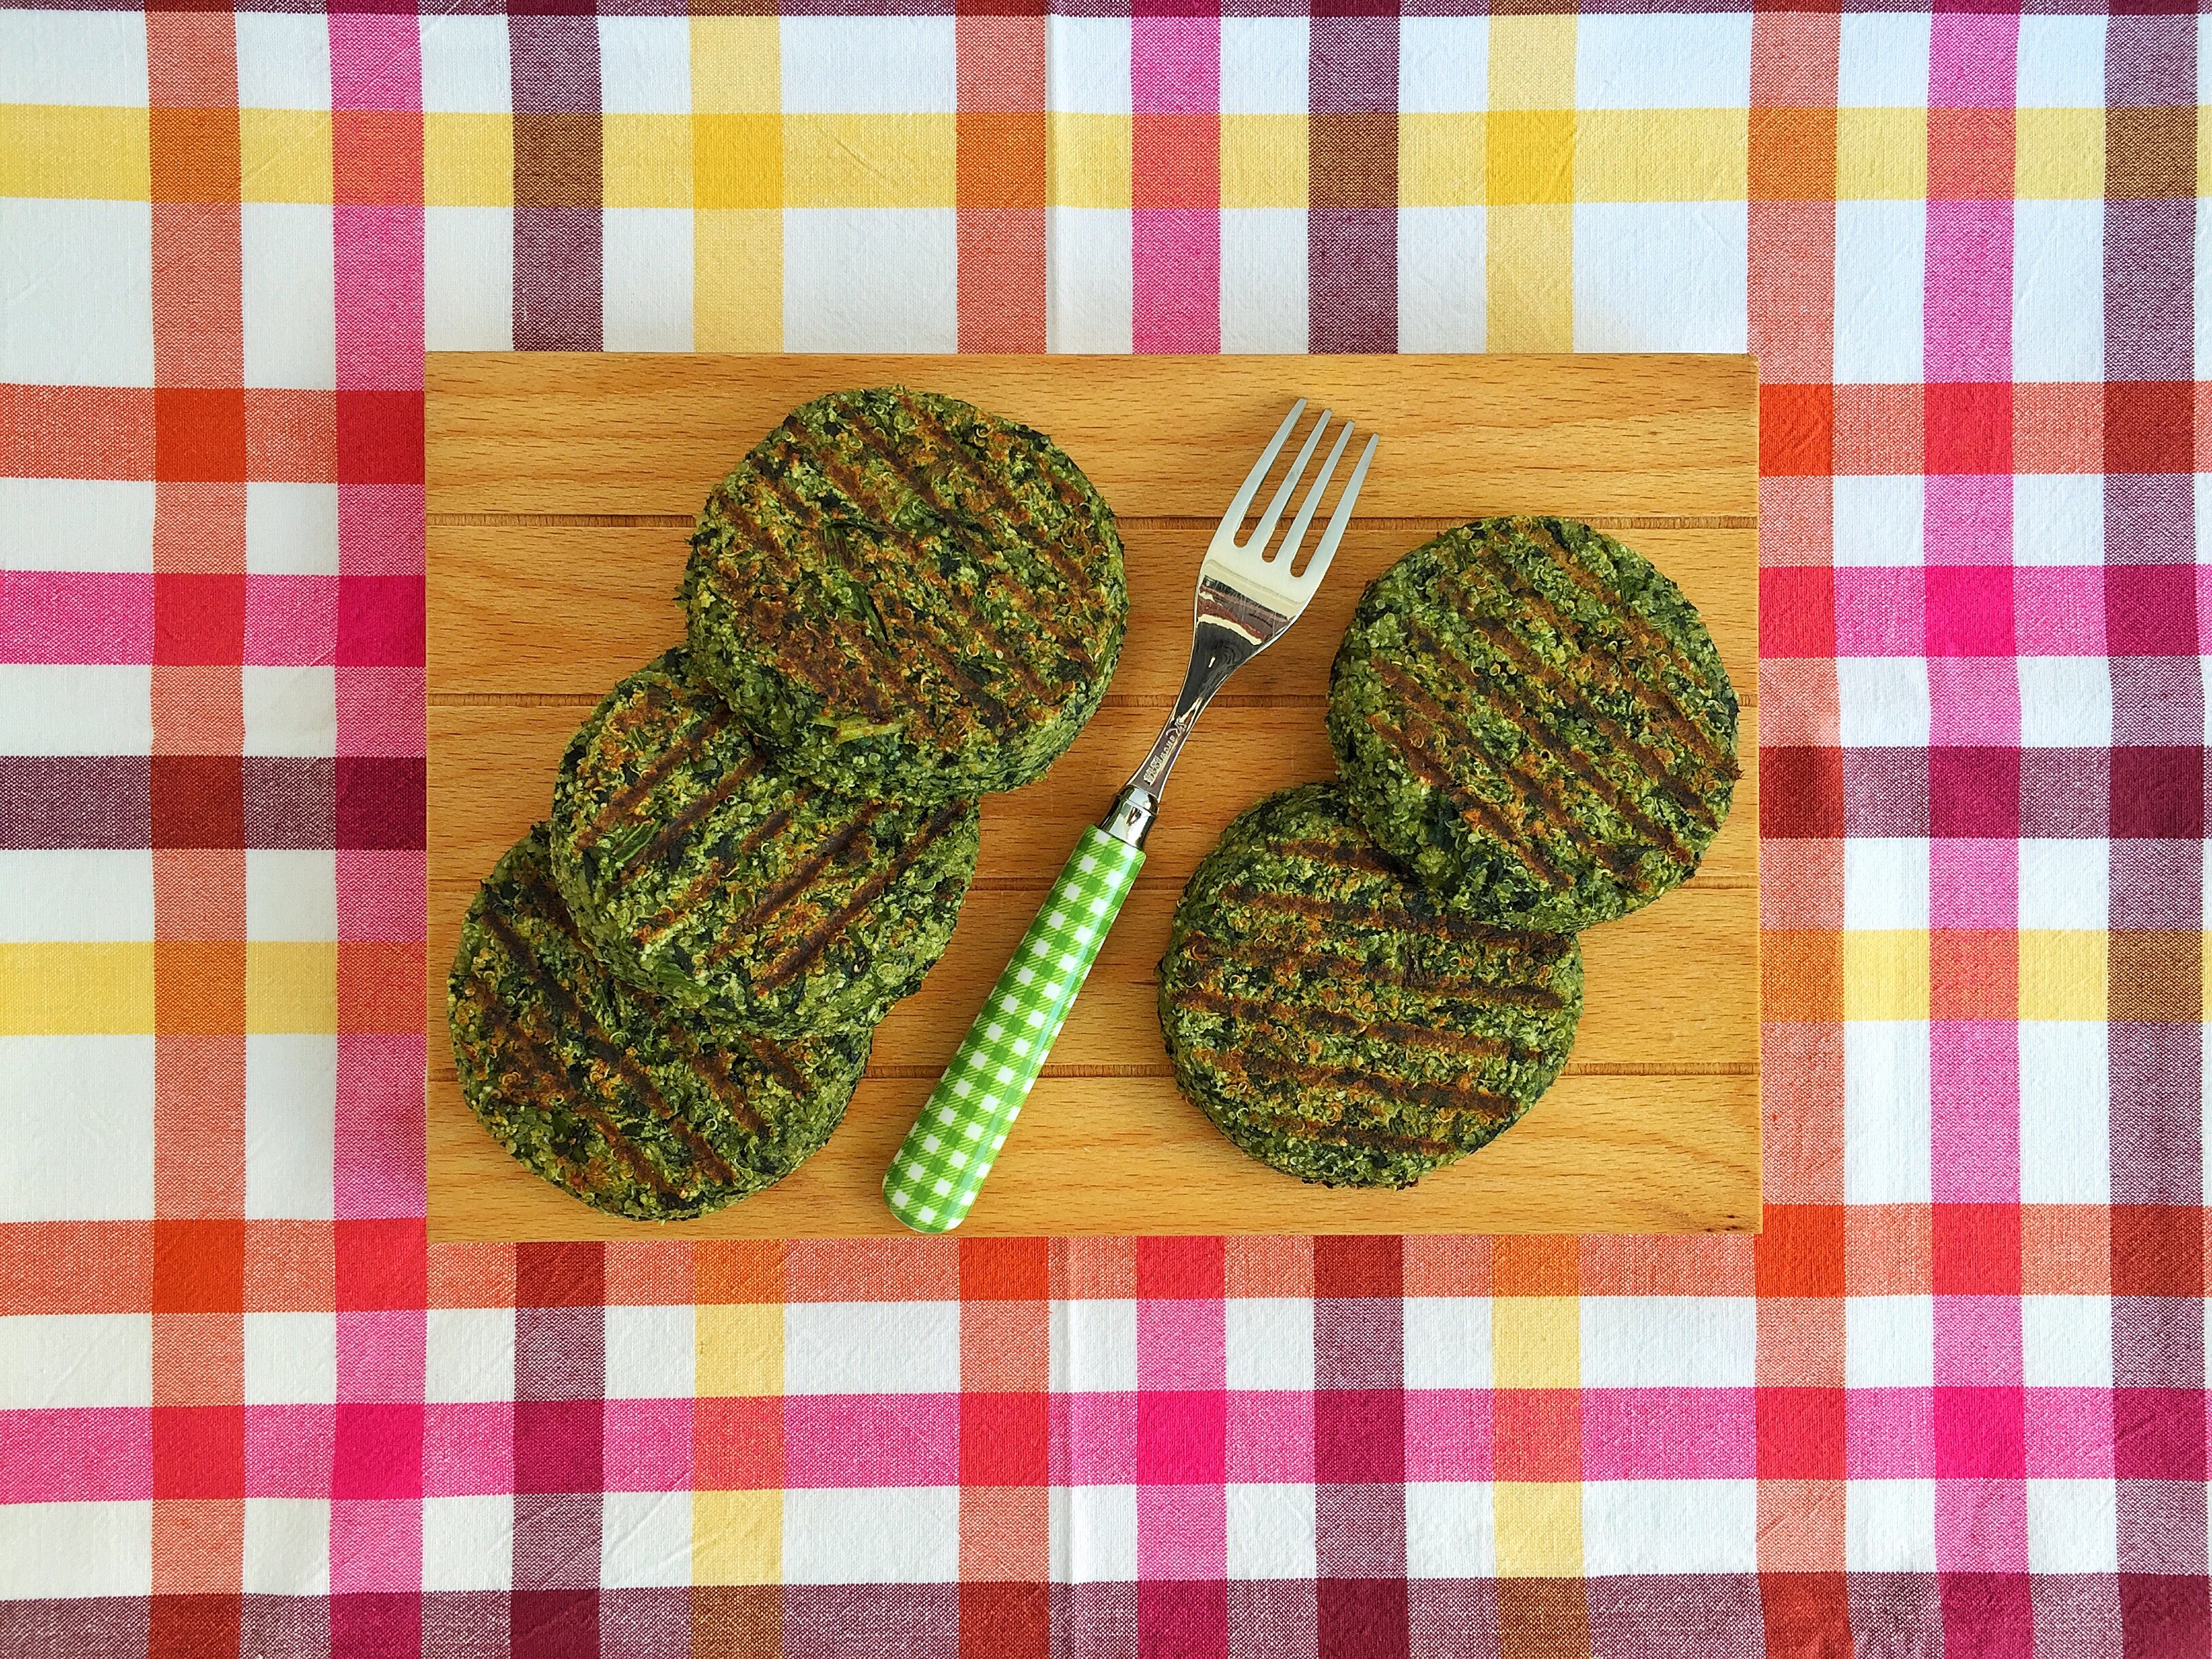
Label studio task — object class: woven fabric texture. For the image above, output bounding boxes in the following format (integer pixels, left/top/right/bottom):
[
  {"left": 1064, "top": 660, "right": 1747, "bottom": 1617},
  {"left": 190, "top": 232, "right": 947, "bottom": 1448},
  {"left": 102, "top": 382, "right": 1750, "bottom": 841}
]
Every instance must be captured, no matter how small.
[{"left": 1, "top": 7, "right": 2205, "bottom": 1657}]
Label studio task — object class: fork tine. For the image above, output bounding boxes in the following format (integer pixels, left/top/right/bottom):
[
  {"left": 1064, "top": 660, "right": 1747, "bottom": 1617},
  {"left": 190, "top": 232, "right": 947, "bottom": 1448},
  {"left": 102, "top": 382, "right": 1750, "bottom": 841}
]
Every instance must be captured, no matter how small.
[
  {"left": 1273, "top": 419, "right": 1357, "bottom": 576},
  {"left": 1240, "top": 407, "right": 1330, "bottom": 554},
  {"left": 1293, "top": 432, "right": 1379, "bottom": 591},
  {"left": 1216, "top": 399, "right": 1306, "bottom": 535}
]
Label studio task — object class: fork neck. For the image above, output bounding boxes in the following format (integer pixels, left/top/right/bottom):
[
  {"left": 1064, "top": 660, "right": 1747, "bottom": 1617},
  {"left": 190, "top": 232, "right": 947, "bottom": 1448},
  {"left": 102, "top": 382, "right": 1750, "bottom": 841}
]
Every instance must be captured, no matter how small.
[{"left": 1097, "top": 621, "right": 1254, "bottom": 849}]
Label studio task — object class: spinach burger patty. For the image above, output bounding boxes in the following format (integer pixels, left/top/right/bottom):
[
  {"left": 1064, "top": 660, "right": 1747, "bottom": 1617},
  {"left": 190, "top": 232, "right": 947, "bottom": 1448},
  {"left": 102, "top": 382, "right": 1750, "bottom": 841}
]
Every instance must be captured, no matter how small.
[
  {"left": 683, "top": 386, "right": 1127, "bottom": 802},
  {"left": 1158, "top": 784, "right": 1583, "bottom": 1189},
  {"left": 550, "top": 650, "right": 979, "bottom": 1038},
  {"left": 1328, "top": 516, "right": 1739, "bottom": 932},
  {"left": 450, "top": 827, "right": 871, "bottom": 1221}
]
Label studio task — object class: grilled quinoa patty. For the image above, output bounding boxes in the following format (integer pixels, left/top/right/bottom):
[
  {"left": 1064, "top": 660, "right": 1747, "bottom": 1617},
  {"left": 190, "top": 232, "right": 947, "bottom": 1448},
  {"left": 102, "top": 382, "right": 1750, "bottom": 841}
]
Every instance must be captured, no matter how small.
[
  {"left": 550, "top": 650, "right": 980, "bottom": 1038},
  {"left": 450, "top": 827, "right": 872, "bottom": 1221},
  {"left": 1158, "top": 784, "right": 1583, "bottom": 1189},
  {"left": 1328, "top": 516, "right": 1739, "bottom": 933},
  {"left": 682, "top": 386, "right": 1126, "bottom": 802}
]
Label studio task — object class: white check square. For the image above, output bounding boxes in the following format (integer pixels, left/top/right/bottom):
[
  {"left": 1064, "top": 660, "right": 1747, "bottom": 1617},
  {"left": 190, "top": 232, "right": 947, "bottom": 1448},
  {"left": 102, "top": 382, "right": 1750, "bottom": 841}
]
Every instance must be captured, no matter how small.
[
  {"left": 602, "top": 1490, "right": 693, "bottom": 1587},
  {"left": 1054, "top": 1483, "right": 1138, "bottom": 1582},
  {"left": 2013, "top": 201, "right": 2104, "bottom": 383},
  {"left": 0, "top": 851, "right": 153, "bottom": 943},
  {"left": 243, "top": 666, "right": 337, "bottom": 759},
  {"left": 598, "top": 18, "right": 691, "bottom": 113},
  {"left": 1399, "top": 18, "right": 1488, "bottom": 114},
  {"left": 417, "top": 16, "right": 510, "bottom": 113},
  {"left": 2017, "top": 17, "right": 2108, "bottom": 108},
  {"left": 1847, "top": 1480, "right": 1936, "bottom": 1572},
  {"left": 243, "top": 1498, "right": 330, "bottom": 1595},
  {"left": 243, "top": 205, "right": 337, "bottom": 389},
  {"left": 783, "top": 1488, "right": 958, "bottom": 1583},
  {"left": 1, "top": 1036, "right": 155, "bottom": 1222},
  {"left": 2027, "top": 1480, "right": 2118, "bottom": 1573},
  {"left": 245, "top": 1034, "right": 336, "bottom": 1220},
  {"left": 1584, "top": 1480, "right": 1757, "bottom": 1574},
  {"left": 0, "top": 480, "right": 155, "bottom": 573},
  {"left": 1581, "top": 1296, "right": 1755, "bottom": 1389},
  {"left": 245, "top": 1311, "right": 337, "bottom": 1405},
  {"left": 784, "top": 1301, "right": 959, "bottom": 1394},
  {"left": 426, "top": 207, "right": 514, "bottom": 351},
  {"left": 1577, "top": 16, "right": 1751, "bottom": 110},
  {"left": 0, "top": 1313, "right": 150, "bottom": 1410},
  {"left": 1845, "top": 1295, "right": 1933, "bottom": 1389},
  {"left": 422, "top": 1494, "right": 513, "bottom": 1592},
  {"left": 1219, "top": 18, "right": 1308, "bottom": 115},
  {"left": 2019, "top": 1023, "right": 2110, "bottom": 1203},
  {"left": 2018, "top": 659, "right": 2112, "bottom": 749},
  {"left": 605, "top": 1304, "right": 696, "bottom": 1399},
  {"left": 1399, "top": 207, "right": 1485, "bottom": 354},
  {"left": 0, "top": 666, "right": 151, "bottom": 756},
  {"left": 2012, "top": 475, "right": 2102, "bottom": 569},
  {"left": 785, "top": 209, "right": 956, "bottom": 352},
  {"left": 1833, "top": 201, "right": 1925, "bottom": 383},
  {"left": 247, "top": 851, "right": 338, "bottom": 942},
  {"left": 605, "top": 209, "right": 693, "bottom": 352},
  {"left": 1046, "top": 208, "right": 1133, "bottom": 353},
  {"left": 237, "top": 14, "right": 331, "bottom": 110},
  {"left": 1, "top": 13, "right": 146, "bottom": 104},
  {"left": 2022, "top": 1296, "right": 2114, "bottom": 1389},
  {"left": 1574, "top": 202, "right": 1747, "bottom": 354},
  {"left": 246, "top": 483, "right": 342, "bottom": 576},
  {"left": 1843, "top": 1023, "right": 1931, "bottom": 1204},
  {"left": 1, "top": 200, "right": 153, "bottom": 385},
  {"left": 1844, "top": 839, "right": 1930, "bottom": 933},
  {"left": 0, "top": 1501, "right": 150, "bottom": 1597},
  {"left": 1049, "top": 18, "right": 1132, "bottom": 115},
  {"left": 1052, "top": 1298, "right": 1138, "bottom": 1393},
  {"left": 1402, "top": 1296, "right": 1491, "bottom": 1389},
  {"left": 1836, "top": 657, "right": 1931, "bottom": 748},
  {"left": 1226, "top": 1483, "right": 1315, "bottom": 1579},
  {"left": 1225, "top": 1298, "right": 1313, "bottom": 1391},
  {"left": 426, "top": 1307, "right": 516, "bottom": 1404},
  {"left": 1837, "top": 15, "right": 1931, "bottom": 108},
  {"left": 1833, "top": 476, "right": 1924, "bottom": 567},
  {"left": 2018, "top": 840, "right": 2108, "bottom": 933}
]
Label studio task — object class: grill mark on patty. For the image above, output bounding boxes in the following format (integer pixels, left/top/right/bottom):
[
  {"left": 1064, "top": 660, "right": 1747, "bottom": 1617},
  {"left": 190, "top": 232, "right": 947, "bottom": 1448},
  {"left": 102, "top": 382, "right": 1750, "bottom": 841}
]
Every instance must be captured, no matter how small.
[
  {"left": 576, "top": 701, "right": 735, "bottom": 849},
  {"left": 1425, "top": 581, "right": 1729, "bottom": 821},
  {"left": 613, "top": 752, "right": 766, "bottom": 882},
  {"left": 753, "top": 801, "right": 968, "bottom": 991},
  {"left": 1175, "top": 985, "right": 1515, "bottom": 1062},
  {"left": 659, "top": 1022, "right": 769, "bottom": 1137},
  {"left": 1452, "top": 555, "right": 1736, "bottom": 782},
  {"left": 480, "top": 1000, "right": 684, "bottom": 1200},
  {"left": 1172, "top": 931, "right": 1570, "bottom": 1008},
  {"left": 849, "top": 394, "right": 1104, "bottom": 666},
  {"left": 1370, "top": 658, "right": 1653, "bottom": 882},
  {"left": 1212, "top": 885, "right": 1551, "bottom": 949},
  {"left": 700, "top": 803, "right": 887, "bottom": 970},
  {"left": 744, "top": 1034, "right": 808, "bottom": 1098},
  {"left": 710, "top": 497, "right": 895, "bottom": 722},
  {"left": 477, "top": 892, "right": 739, "bottom": 1188},
  {"left": 1393, "top": 628, "right": 1700, "bottom": 869},
  {"left": 1187, "top": 1048, "right": 1517, "bottom": 1126},
  {"left": 895, "top": 392, "right": 1107, "bottom": 630},
  {"left": 631, "top": 790, "right": 814, "bottom": 956},
  {"left": 794, "top": 432, "right": 1046, "bottom": 726},
  {"left": 1358, "top": 700, "right": 1571, "bottom": 891},
  {"left": 1515, "top": 522, "right": 1738, "bottom": 749},
  {"left": 1271, "top": 838, "right": 1399, "bottom": 874}
]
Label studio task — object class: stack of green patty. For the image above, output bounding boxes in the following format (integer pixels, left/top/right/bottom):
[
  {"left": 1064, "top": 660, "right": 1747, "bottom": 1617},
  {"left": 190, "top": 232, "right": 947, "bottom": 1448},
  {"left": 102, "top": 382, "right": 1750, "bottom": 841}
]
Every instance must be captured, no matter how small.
[
  {"left": 1161, "top": 516, "right": 1738, "bottom": 1189},
  {"left": 451, "top": 388, "right": 1127, "bottom": 1221}
]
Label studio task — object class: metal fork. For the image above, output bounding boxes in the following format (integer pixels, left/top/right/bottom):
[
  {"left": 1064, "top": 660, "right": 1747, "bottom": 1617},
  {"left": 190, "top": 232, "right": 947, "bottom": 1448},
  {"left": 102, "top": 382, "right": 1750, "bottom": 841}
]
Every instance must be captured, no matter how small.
[{"left": 882, "top": 402, "right": 1378, "bottom": 1233}]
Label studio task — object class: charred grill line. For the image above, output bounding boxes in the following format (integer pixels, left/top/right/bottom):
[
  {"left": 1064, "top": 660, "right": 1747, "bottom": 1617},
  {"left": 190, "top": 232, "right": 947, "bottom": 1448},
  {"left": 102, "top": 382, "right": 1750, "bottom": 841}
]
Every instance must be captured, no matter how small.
[
  {"left": 744, "top": 1035, "right": 809, "bottom": 1098},
  {"left": 580, "top": 705, "right": 732, "bottom": 842},
  {"left": 710, "top": 497, "right": 897, "bottom": 721},
  {"left": 1269, "top": 838, "right": 1399, "bottom": 874},
  {"left": 1176, "top": 985, "right": 1516, "bottom": 1062},
  {"left": 1359, "top": 707, "right": 1572, "bottom": 890},
  {"left": 614, "top": 754, "right": 767, "bottom": 880},
  {"left": 752, "top": 801, "right": 968, "bottom": 990},
  {"left": 897, "top": 394, "right": 1107, "bottom": 623},
  {"left": 700, "top": 804, "right": 887, "bottom": 970},
  {"left": 631, "top": 792, "right": 810, "bottom": 956},
  {"left": 796, "top": 431, "right": 1048, "bottom": 726},
  {"left": 1370, "top": 659, "right": 1652, "bottom": 883},
  {"left": 1518, "top": 523, "right": 1737, "bottom": 741},
  {"left": 478, "top": 896, "right": 740, "bottom": 1187},
  {"left": 1427, "top": 578, "right": 1729, "bottom": 819},
  {"left": 1185, "top": 1047, "right": 1517, "bottom": 1127},
  {"left": 1393, "top": 627, "right": 1700, "bottom": 868},
  {"left": 1211, "top": 885, "right": 1555, "bottom": 949},
  {"left": 660, "top": 1023, "right": 770, "bottom": 1138},
  {"left": 485, "top": 1004, "right": 684, "bottom": 1200},
  {"left": 1171, "top": 933, "right": 1570, "bottom": 1009}
]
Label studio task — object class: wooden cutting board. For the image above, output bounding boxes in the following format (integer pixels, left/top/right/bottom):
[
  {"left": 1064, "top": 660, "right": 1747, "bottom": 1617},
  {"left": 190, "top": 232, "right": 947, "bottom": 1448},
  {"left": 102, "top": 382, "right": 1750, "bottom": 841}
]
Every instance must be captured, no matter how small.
[{"left": 426, "top": 354, "right": 1760, "bottom": 1240}]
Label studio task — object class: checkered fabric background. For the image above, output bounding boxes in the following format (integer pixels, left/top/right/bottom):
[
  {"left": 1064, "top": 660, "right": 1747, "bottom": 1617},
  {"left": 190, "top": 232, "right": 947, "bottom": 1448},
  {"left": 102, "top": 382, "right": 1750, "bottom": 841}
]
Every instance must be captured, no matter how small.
[{"left": 1, "top": 6, "right": 2204, "bottom": 1656}]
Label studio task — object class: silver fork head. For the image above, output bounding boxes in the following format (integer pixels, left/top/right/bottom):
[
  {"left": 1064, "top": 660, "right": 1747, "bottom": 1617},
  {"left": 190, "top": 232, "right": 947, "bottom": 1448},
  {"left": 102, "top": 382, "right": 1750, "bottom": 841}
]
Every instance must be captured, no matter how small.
[{"left": 1197, "top": 400, "right": 1378, "bottom": 651}]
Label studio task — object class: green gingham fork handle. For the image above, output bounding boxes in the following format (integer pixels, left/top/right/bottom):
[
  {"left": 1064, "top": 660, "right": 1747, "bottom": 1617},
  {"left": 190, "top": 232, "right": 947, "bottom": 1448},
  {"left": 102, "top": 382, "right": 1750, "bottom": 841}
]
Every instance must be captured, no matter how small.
[{"left": 883, "top": 826, "right": 1145, "bottom": 1233}]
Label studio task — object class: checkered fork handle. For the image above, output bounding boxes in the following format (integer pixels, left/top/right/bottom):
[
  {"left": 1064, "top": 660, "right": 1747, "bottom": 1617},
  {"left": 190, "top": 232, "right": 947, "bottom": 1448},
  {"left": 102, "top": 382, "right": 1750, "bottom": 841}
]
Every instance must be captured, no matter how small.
[{"left": 883, "top": 827, "right": 1145, "bottom": 1232}]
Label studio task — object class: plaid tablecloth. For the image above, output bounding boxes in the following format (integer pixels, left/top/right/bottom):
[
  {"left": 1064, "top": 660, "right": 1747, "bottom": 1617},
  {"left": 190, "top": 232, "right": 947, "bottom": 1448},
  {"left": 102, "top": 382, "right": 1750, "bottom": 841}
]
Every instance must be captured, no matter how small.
[{"left": 2, "top": 6, "right": 2205, "bottom": 1656}]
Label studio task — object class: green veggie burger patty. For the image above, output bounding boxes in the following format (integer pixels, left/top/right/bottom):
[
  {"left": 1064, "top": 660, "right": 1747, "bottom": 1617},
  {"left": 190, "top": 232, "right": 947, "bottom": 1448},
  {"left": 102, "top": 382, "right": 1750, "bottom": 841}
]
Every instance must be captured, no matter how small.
[
  {"left": 682, "top": 386, "right": 1127, "bottom": 802},
  {"left": 550, "top": 649, "right": 980, "bottom": 1038},
  {"left": 1158, "top": 783, "right": 1583, "bottom": 1190},
  {"left": 449, "top": 827, "right": 872, "bottom": 1221},
  {"left": 1328, "top": 515, "right": 1739, "bottom": 933}
]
